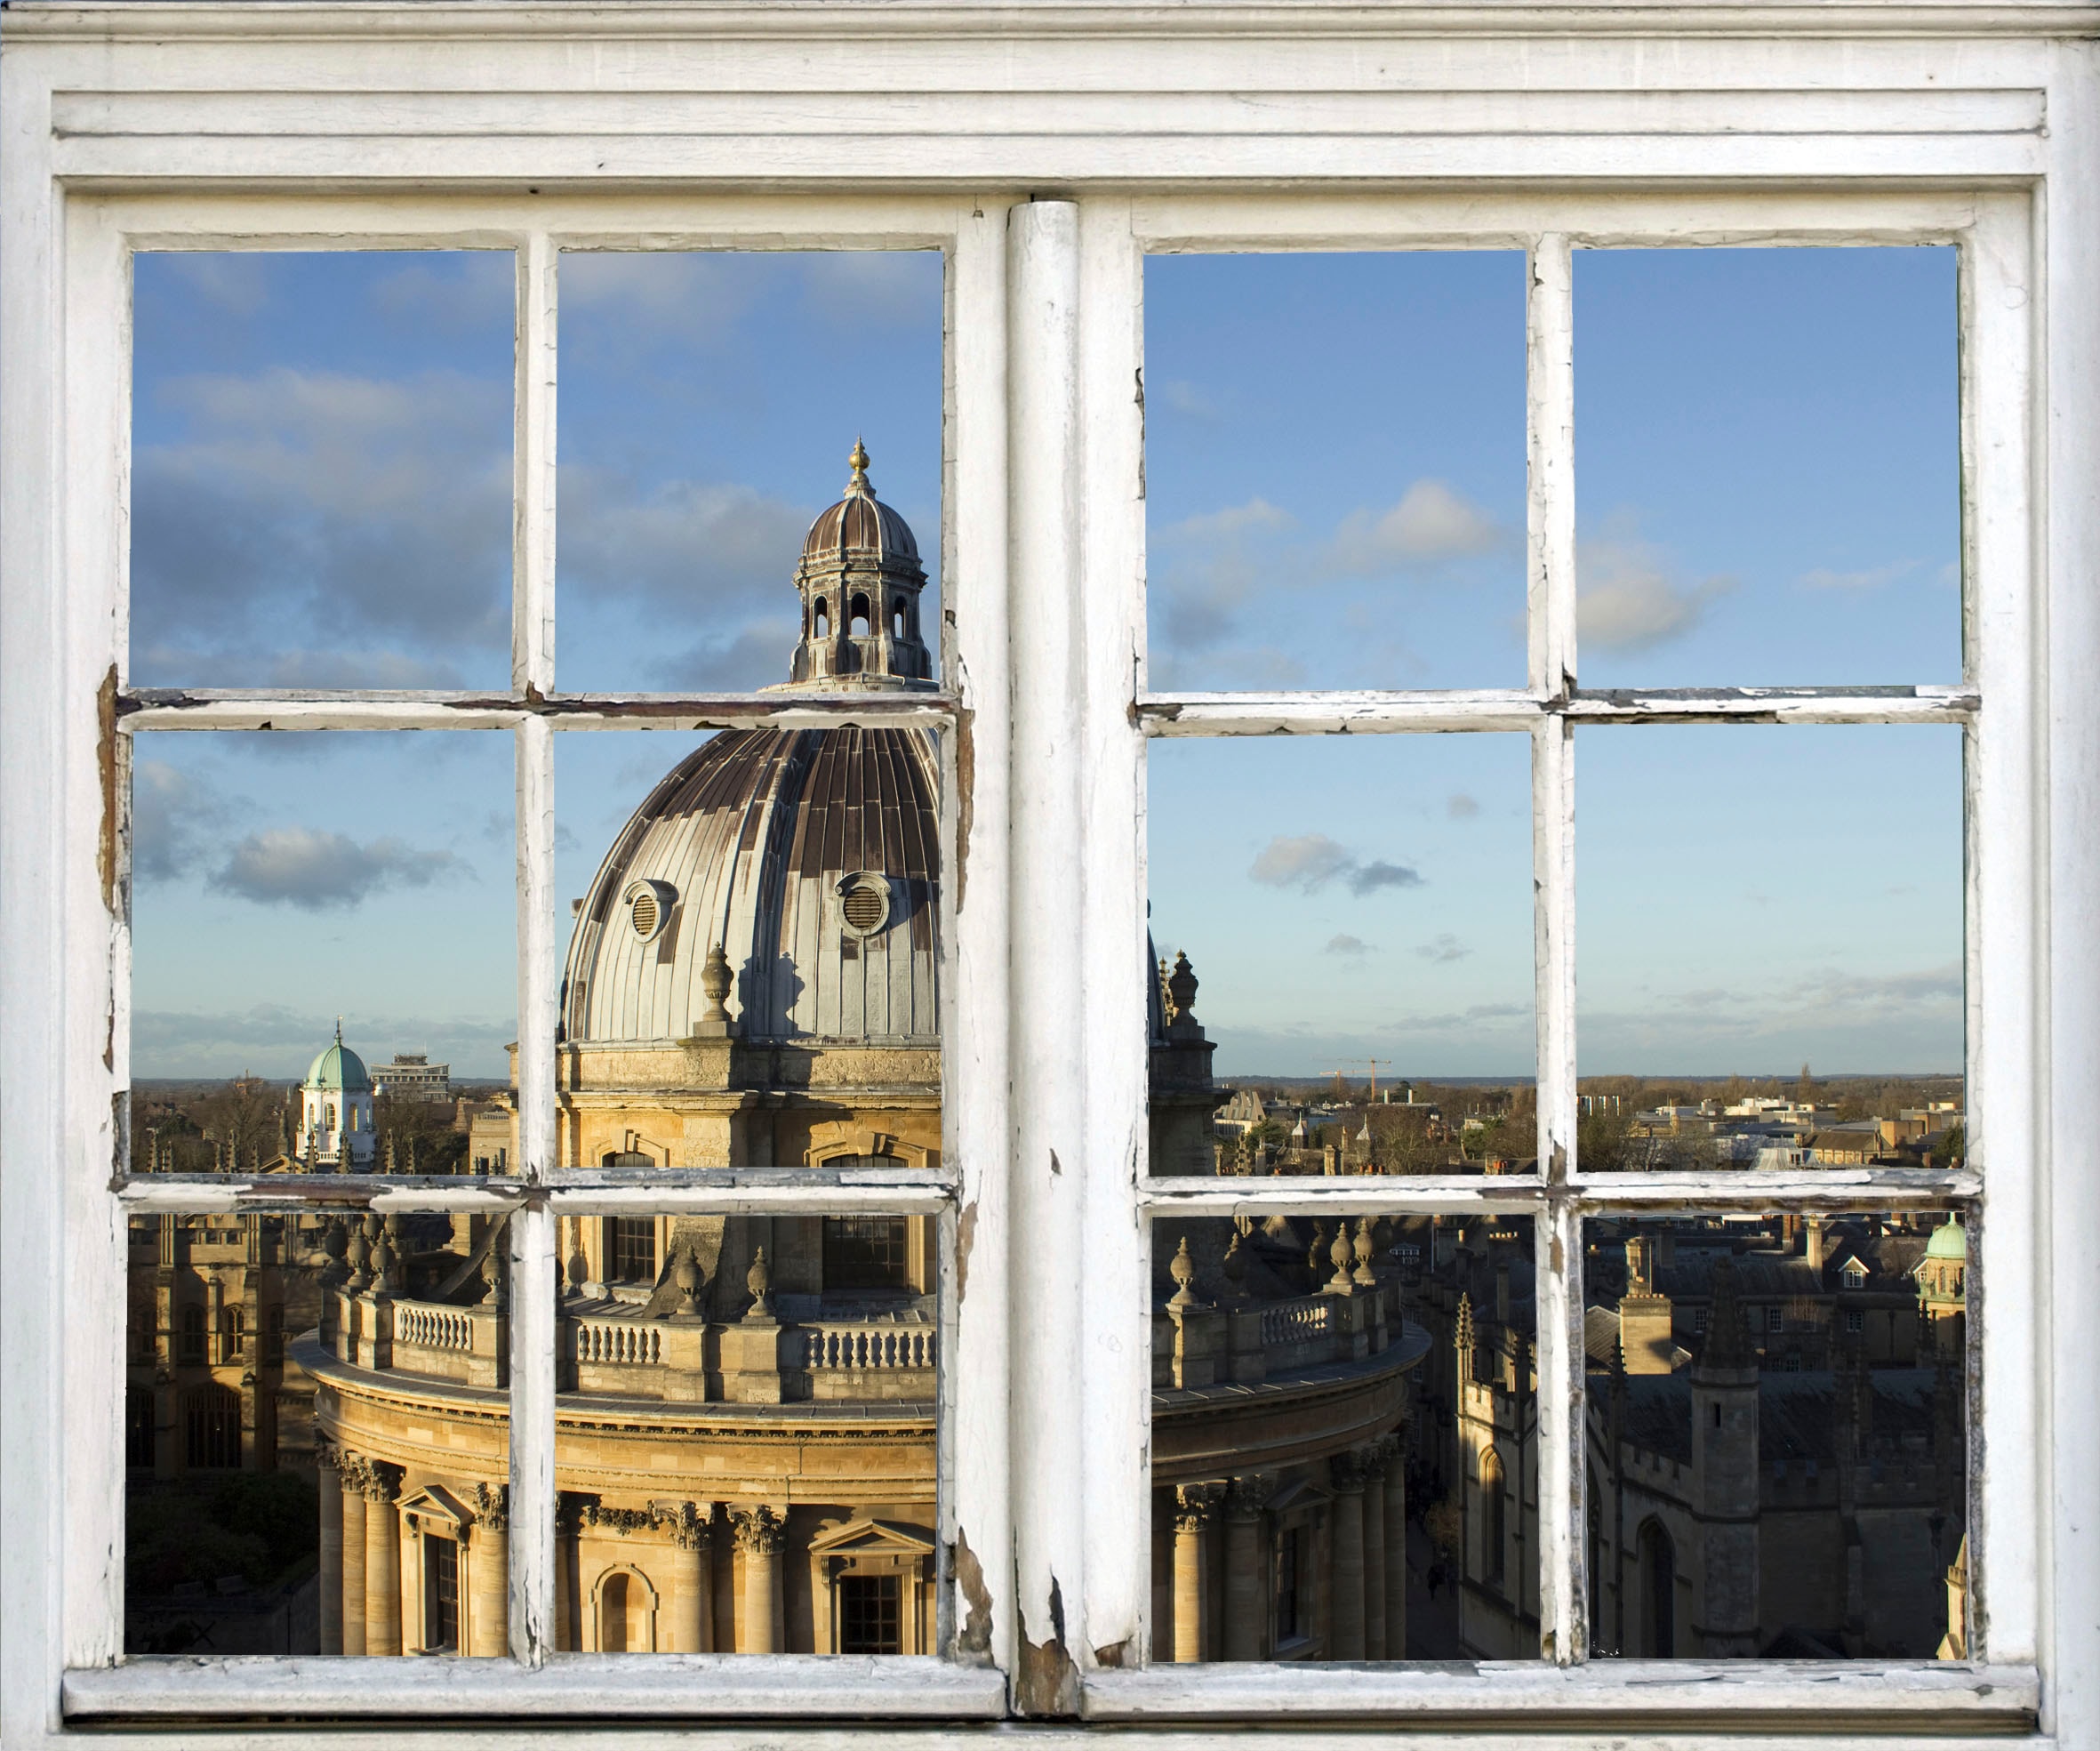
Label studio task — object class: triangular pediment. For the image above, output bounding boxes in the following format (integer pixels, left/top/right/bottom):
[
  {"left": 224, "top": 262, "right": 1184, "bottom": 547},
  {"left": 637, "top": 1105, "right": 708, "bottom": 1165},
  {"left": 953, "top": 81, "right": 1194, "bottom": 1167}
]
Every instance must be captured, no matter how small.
[
  {"left": 807, "top": 1516, "right": 935, "bottom": 1557},
  {"left": 399, "top": 1483, "right": 473, "bottom": 1535}
]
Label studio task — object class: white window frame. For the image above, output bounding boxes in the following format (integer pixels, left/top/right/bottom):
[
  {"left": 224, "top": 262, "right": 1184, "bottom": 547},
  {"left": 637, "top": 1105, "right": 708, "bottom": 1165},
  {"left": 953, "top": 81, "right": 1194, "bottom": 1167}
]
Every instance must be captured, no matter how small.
[{"left": 2, "top": 5, "right": 2094, "bottom": 1747}]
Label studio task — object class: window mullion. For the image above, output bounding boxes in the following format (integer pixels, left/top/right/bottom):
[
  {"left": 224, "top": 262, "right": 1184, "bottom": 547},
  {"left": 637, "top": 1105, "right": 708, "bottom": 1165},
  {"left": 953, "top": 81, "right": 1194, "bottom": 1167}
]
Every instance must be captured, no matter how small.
[
  {"left": 1966, "top": 190, "right": 2041, "bottom": 1665},
  {"left": 942, "top": 199, "right": 1016, "bottom": 1677},
  {"left": 1005, "top": 196, "right": 1088, "bottom": 1715},
  {"left": 508, "top": 231, "right": 559, "bottom": 1666},
  {"left": 1528, "top": 229, "right": 1583, "bottom": 1666}
]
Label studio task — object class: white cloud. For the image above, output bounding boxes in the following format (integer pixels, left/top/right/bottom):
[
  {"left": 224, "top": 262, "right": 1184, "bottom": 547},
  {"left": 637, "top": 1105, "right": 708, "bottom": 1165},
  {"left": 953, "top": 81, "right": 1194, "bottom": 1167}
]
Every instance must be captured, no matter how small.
[
  {"left": 132, "top": 365, "right": 512, "bottom": 687},
  {"left": 160, "top": 255, "right": 274, "bottom": 317},
  {"left": 1416, "top": 934, "right": 1472, "bottom": 963},
  {"left": 1164, "top": 499, "right": 1294, "bottom": 544},
  {"left": 132, "top": 760, "right": 235, "bottom": 881},
  {"left": 1446, "top": 792, "right": 1481, "bottom": 820},
  {"left": 1325, "top": 934, "right": 1373, "bottom": 957},
  {"left": 1158, "top": 378, "right": 1222, "bottom": 420},
  {"left": 1249, "top": 833, "right": 1423, "bottom": 896},
  {"left": 1328, "top": 479, "right": 1503, "bottom": 575},
  {"left": 132, "top": 1003, "right": 519, "bottom": 1080},
  {"left": 1799, "top": 560, "right": 1917, "bottom": 591},
  {"left": 1576, "top": 528, "right": 1735, "bottom": 653},
  {"left": 208, "top": 829, "right": 469, "bottom": 912}
]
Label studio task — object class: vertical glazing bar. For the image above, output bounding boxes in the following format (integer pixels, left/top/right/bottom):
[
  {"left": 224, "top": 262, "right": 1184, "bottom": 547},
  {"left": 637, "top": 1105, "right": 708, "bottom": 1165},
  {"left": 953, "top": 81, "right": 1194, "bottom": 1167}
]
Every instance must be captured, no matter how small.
[
  {"left": 1966, "top": 193, "right": 2039, "bottom": 1666},
  {"left": 1527, "top": 232, "right": 1583, "bottom": 1664},
  {"left": 1006, "top": 197, "right": 1086, "bottom": 1716},
  {"left": 516, "top": 231, "right": 557, "bottom": 696},
  {"left": 508, "top": 230, "right": 559, "bottom": 1665},
  {"left": 1076, "top": 197, "right": 1150, "bottom": 1670},
  {"left": 943, "top": 201, "right": 1015, "bottom": 1675}
]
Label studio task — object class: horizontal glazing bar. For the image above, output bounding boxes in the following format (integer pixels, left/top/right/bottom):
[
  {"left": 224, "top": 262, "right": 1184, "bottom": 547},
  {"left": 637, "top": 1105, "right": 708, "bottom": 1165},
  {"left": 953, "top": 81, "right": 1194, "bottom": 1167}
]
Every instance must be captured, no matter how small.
[
  {"left": 1569, "top": 1166, "right": 1982, "bottom": 1208},
  {"left": 1139, "top": 685, "right": 1978, "bottom": 737},
  {"left": 115, "top": 1175, "right": 525, "bottom": 1213},
  {"left": 546, "top": 1177, "right": 955, "bottom": 1216},
  {"left": 1139, "top": 1166, "right": 1978, "bottom": 1216},
  {"left": 117, "top": 689, "right": 962, "bottom": 734},
  {"left": 63, "top": 1655, "right": 1010, "bottom": 1722},
  {"left": 1137, "top": 1176, "right": 1544, "bottom": 1216},
  {"left": 1077, "top": 1660, "right": 2036, "bottom": 1729}
]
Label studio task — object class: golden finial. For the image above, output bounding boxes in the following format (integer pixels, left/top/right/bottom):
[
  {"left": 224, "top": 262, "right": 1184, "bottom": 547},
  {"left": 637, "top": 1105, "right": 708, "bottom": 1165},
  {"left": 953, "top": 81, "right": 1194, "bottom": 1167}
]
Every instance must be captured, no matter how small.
[{"left": 847, "top": 438, "right": 871, "bottom": 494}]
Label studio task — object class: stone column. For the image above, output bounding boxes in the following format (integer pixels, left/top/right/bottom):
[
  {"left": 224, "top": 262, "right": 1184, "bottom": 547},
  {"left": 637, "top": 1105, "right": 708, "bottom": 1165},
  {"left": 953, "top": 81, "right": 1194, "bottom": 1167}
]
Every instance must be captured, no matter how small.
[
  {"left": 555, "top": 1496, "right": 577, "bottom": 1652},
  {"left": 364, "top": 1461, "right": 404, "bottom": 1656},
  {"left": 1172, "top": 1483, "right": 1221, "bottom": 1663},
  {"left": 1361, "top": 1444, "right": 1389, "bottom": 1660},
  {"left": 340, "top": 1458, "right": 369, "bottom": 1656},
  {"left": 1222, "top": 1475, "right": 1269, "bottom": 1662},
  {"left": 1328, "top": 1450, "right": 1367, "bottom": 1659},
  {"left": 1382, "top": 1436, "right": 1407, "bottom": 1661},
  {"left": 670, "top": 1503, "right": 714, "bottom": 1653},
  {"left": 317, "top": 1444, "right": 344, "bottom": 1655},
  {"left": 734, "top": 1507, "right": 785, "bottom": 1654},
  {"left": 469, "top": 1483, "right": 509, "bottom": 1658}
]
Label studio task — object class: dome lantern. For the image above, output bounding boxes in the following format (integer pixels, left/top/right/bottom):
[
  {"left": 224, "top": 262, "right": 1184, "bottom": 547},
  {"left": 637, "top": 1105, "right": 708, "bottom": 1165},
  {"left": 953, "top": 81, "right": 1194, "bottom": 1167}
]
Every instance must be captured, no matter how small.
[{"left": 783, "top": 440, "right": 934, "bottom": 693}]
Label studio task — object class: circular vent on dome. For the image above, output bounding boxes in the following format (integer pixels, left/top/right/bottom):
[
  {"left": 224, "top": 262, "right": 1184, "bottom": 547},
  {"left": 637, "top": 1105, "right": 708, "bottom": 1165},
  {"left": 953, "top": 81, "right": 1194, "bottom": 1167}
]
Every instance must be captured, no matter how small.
[
  {"left": 836, "top": 872, "right": 891, "bottom": 938},
  {"left": 622, "top": 878, "right": 677, "bottom": 944}
]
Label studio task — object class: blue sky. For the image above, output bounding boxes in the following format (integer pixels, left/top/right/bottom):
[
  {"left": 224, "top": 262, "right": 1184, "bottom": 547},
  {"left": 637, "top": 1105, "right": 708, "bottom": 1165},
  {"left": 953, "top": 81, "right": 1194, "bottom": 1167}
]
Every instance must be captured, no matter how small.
[{"left": 130, "top": 245, "right": 1960, "bottom": 1081}]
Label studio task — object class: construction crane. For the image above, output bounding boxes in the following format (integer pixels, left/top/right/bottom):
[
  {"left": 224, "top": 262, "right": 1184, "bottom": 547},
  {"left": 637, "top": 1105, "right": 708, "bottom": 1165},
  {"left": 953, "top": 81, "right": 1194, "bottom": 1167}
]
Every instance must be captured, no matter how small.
[{"left": 1321, "top": 1058, "right": 1394, "bottom": 1099}]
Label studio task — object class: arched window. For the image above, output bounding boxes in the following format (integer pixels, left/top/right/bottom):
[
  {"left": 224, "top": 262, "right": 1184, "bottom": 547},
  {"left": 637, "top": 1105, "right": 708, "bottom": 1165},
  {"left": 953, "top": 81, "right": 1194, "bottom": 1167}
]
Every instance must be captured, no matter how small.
[
  {"left": 1639, "top": 1519, "right": 1676, "bottom": 1658},
  {"left": 218, "top": 1305, "right": 244, "bottom": 1363},
  {"left": 179, "top": 1305, "right": 205, "bottom": 1366},
  {"left": 814, "top": 597, "right": 830, "bottom": 637},
  {"left": 1479, "top": 1449, "right": 1507, "bottom": 1586},
  {"left": 326, "top": 1104, "right": 337, "bottom": 1129},
  {"left": 182, "top": 1384, "right": 241, "bottom": 1468},
  {"left": 849, "top": 592, "right": 870, "bottom": 635},
  {"left": 600, "top": 1571, "right": 630, "bottom": 1652},
  {"left": 892, "top": 597, "right": 905, "bottom": 638}
]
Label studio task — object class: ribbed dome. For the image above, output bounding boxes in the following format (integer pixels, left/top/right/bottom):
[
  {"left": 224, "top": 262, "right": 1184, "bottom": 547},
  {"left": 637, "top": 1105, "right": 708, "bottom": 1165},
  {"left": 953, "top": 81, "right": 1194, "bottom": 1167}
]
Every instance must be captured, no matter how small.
[
  {"left": 801, "top": 490, "right": 920, "bottom": 566},
  {"left": 1924, "top": 1215, "right": 1967, "bottom": 1260},
  {"left": 562, "top": 725, "right": 940, "bottom": 1046}
]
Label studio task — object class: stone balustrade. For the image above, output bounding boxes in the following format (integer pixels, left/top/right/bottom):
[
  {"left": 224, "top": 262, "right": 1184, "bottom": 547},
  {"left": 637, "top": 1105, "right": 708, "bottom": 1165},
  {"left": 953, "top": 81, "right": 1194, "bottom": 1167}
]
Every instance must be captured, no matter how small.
[
  {"left": 1157, "top": 1279, "right": 1399, "bottom": 1391},
  {"left": 327, "top": 1290, "right": 505, "bottom": 1389},
  {"left": 802, "top": 1321, "right": 935, "bottom": 1371}
]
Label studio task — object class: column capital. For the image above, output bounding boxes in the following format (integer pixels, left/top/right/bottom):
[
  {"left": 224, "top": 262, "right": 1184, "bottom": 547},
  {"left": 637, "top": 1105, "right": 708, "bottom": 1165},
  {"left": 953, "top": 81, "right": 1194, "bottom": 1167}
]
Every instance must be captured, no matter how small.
[
  {"left": 669, "top": 1500, "right": 716, "bottom": 1552},
  {"left": 733, "top": 1504, "right": 785, "bottom": 1555},
  {"left": 361, "top": 1459, "right": 402, "bottom": 1506},
  {"left": 1174, "top": 1481, "right": 1223, "bottom": 1533},
  {"left": 556, "top": 1490, "right": 591, "bottom": 1536},
  {"left": 1359, "top": 1441, "right": 1391, "bottom": 1482},
  {"left": 315, "top": 1436, "right": 340, "bottom": 1474},
  {"left": 1328, "top": 1450, "right": 1367, "bottom": 1494},
  {"left": 471, "top": 1481, "right": 509, "bottom": 1534},
  {"left": 1224, "top": 1474, "right": 1271, "bottom": 1522}
]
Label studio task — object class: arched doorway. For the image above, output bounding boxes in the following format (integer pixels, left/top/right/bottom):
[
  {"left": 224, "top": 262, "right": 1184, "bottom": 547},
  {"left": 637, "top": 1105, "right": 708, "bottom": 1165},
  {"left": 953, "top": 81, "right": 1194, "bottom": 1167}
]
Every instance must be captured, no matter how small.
[{"left": 1638, "top": 1519, "right": 1676, "bottom": 1658}]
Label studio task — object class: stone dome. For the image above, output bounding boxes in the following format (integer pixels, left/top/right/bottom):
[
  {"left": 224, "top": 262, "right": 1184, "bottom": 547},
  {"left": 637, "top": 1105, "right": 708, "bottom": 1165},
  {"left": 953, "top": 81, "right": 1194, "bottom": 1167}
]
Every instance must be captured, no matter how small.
[
  {"left": 303, "top": 1027, "right": 373, "bottom": 1092},
  {"left": 1924, "top": 1214, "right": 1967, "bottom": 1260},
  {"left": 561, "top": 724, "right": 941, "bottom": 1046},
  {"left": 786, "top": 441, "right": 934, "bottom": 691}
]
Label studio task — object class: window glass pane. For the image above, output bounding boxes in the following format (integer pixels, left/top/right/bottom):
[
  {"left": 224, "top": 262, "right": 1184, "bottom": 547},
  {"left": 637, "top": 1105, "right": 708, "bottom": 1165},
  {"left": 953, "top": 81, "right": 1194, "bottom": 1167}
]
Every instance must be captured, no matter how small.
[
  {"left": 129, "top": 731, "right": 516, "bottom": 1168},
  {"left": 552, "top": 725, "right": 942, "bottom": 1174},
  {"left": 1575, "top": 725, "right": 1963, "bottom": 1167},
  {"left": 1585, "top": 1210, "right": 1970, "bottom": 1659},
  {"left": 1575, "top": 246, "right": 1959, "bottom": 687},
  {"left": 131, "top": 252, "right": 515, "bottom": 691},
  {"left": 1143, "top": 252, "right": 1527, "bottom": 691},
  {"left": 126, "top": 1206, "right": 509, "bottom": 1657},
  {"left": 551, "top": 1207, "right": 941, "bottom": 1654},
  {"left": 1148, "top": 734, "right": 1534, "bottom": 1176},
  {"left": 1150, "top": 1210, "right": 1538, "bottom": 1659},
  {"left": 555, "top": 251, "right": 942, "bottom": 694}
]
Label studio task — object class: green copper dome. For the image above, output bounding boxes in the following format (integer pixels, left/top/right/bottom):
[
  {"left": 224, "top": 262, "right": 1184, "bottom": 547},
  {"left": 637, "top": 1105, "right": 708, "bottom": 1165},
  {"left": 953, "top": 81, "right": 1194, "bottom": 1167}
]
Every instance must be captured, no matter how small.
[
  {"left": 1924, "top": 1214, "right": 1967, "bottom": 1262},
  {"left": 303, "top": 1023, "right": 373, "bottom": 1093}
]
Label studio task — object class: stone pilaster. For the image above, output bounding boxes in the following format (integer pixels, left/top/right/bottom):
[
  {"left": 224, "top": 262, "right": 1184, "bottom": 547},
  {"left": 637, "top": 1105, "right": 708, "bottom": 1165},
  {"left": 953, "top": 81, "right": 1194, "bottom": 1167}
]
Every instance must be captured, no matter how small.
[
  {"left": 1172, "top": 1483, "right": 1222, "bottom": 1663},
  {"left": 340, "top": 1456, "right": 369, "bottom": 1656},
  {"left": 317, "top": 1442, "right": 343, "bottom": 1655},
  {"left": 363, "top": 1460, "right": 404, "bottom": 1656},
  {"left": 670, "top": 1501, "right": 715, "bottom": 1653},
  {"left": 1361, "top": 1442, "right": 1389, "bottom": 1659},
  {"left": 1328, "top": 1449, "right": 1367, "bottom": 1659},
  {"left": 733, "top": 1506, "right": 786, "bottom": 1654},
  {"left": 469, "top": 1482, "right": 509, "bottom": 1658},
  {"left": 1222, "top": 1474, "right": 1269, "bottom": 1662}
]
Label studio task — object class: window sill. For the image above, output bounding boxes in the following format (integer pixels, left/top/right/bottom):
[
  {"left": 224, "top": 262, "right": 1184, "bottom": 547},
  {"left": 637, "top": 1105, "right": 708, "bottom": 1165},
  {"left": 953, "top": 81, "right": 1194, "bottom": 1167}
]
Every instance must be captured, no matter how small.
[
  {"left": 1078, "top": 1660, "right": 2039, "bottom": 1732},
  {"left": 62, "top": 1654, "right": 1007, "bottom": 1723}
]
